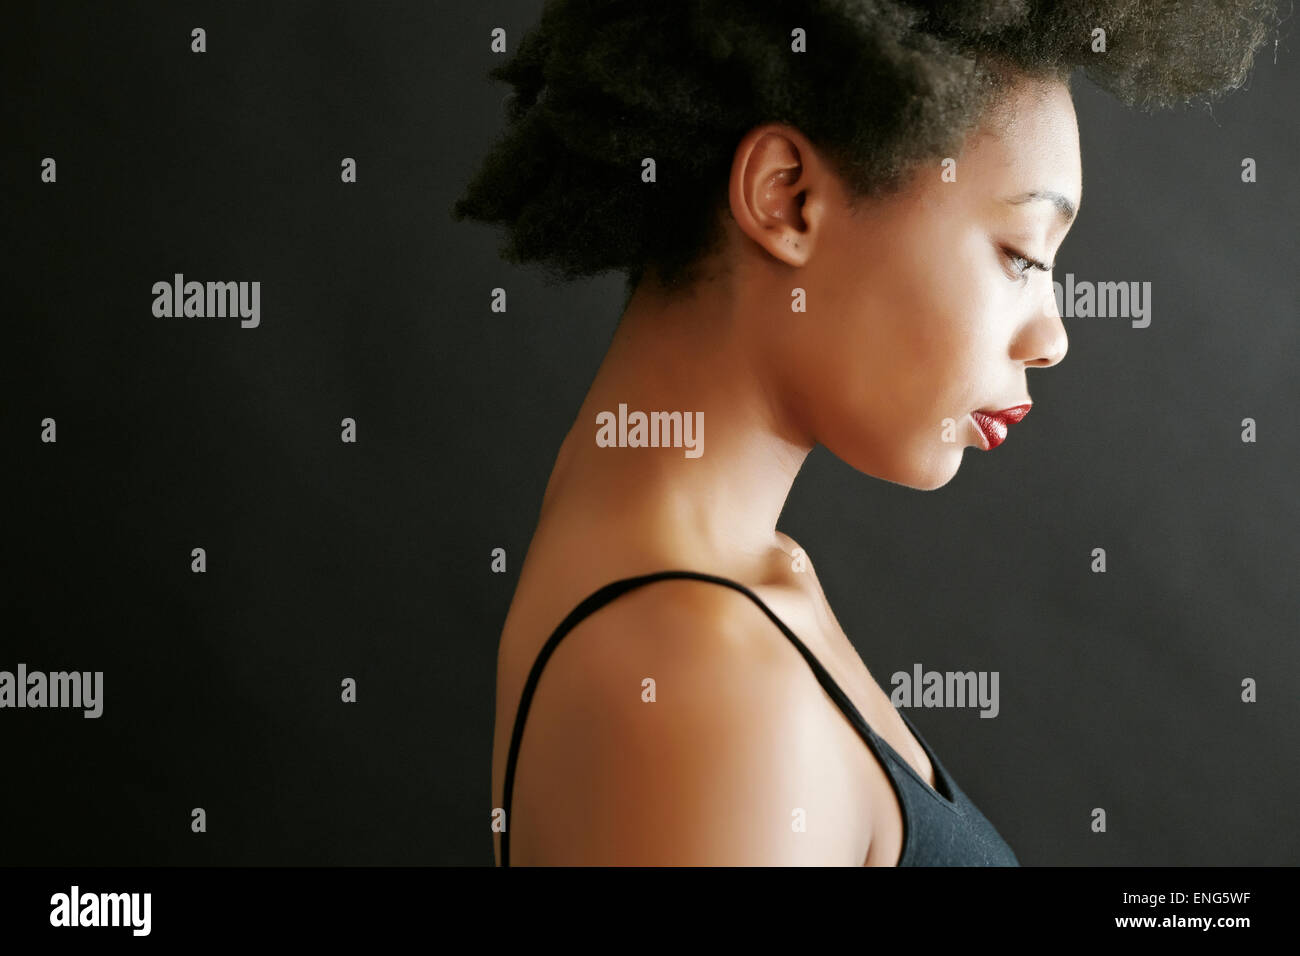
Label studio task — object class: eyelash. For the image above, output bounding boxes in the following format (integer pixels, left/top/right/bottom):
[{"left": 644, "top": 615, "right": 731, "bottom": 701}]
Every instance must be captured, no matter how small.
[{"left": 1002, "top": 247, "right": 1053, "bottom": 282}]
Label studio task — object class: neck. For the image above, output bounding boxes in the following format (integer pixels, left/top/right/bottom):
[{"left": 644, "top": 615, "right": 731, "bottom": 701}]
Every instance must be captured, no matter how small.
[{"left": 538, "top": 268, "right": 814, "bottom": 565}]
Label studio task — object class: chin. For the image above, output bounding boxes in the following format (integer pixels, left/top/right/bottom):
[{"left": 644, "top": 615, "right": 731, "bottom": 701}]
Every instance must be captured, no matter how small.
[
  {"left": 908, "top": 440, "right": 969, "bottom": 490},
  {"left": 910, "top": 468, "right": 960, "bottom": 491},
  {"left": 893, "top": 464, "right": 960, "bottom": 491},
  {"left": 847, "top": 444, "right": 965, "bottom": 491}
]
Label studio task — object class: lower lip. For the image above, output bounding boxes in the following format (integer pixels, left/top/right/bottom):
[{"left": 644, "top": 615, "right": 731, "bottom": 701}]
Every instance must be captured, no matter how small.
[{"left": 971, "top": 412, "right": 1010, "bottom": 450}]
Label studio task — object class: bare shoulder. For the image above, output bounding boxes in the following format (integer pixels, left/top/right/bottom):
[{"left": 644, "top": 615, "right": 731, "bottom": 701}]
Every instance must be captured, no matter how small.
[{"left": 504, "top": 575, "right": 870, "bottom": 865}]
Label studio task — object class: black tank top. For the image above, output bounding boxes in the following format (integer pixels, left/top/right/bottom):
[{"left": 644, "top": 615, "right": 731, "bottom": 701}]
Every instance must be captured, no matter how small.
[{"left": 499, "top": 570, "right": 1020, "bottom": 866}]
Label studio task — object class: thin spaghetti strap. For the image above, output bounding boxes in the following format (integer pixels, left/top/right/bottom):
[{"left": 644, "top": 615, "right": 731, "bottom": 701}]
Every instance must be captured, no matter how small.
[{"left": 498, "top": 568, "right": 888, "bottom": 866}]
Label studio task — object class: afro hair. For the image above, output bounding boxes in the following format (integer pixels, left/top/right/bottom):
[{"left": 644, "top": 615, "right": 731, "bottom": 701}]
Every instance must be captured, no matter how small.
[{"left": 452, "top": 0, "right": 1284, "bottom": 293}]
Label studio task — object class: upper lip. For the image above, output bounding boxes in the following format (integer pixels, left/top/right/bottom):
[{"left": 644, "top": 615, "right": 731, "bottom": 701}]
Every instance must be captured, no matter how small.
[{"left": 974, "top": 403, "right": 1033, "bottom": 423}]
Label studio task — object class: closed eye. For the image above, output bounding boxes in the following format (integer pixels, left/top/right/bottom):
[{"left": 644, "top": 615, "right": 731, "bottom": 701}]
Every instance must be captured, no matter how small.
[{"left": 1002, "top": 246, "right": 1053, "bottom": 283}]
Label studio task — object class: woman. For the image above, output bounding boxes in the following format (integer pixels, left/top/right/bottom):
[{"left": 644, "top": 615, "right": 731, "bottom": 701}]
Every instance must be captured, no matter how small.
[{"left": 453, "top": 0, "right": 1279, "bottom": 865}]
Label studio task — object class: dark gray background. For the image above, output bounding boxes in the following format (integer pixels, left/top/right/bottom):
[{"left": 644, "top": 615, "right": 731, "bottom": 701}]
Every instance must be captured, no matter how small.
[{"left": 4, "top": 1, "right": 1297, "bottom": 865}]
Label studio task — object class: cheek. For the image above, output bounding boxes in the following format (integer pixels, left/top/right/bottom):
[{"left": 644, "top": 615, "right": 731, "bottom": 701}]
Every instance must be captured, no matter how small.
[
  {"left": 865, "top": 266, "right": 1011, "bottom": 461},
  {"left": 868, "top": 250, "right": 993, "bottom": 402},
  {"left": 794, "top": 218, "right": 1008, "bottom": 446}
]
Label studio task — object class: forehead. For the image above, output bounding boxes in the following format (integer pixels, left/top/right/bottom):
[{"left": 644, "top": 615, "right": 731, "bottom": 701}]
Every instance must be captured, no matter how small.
[{"left": 964, "top": 79, "right": 1082, "bottom": 198}]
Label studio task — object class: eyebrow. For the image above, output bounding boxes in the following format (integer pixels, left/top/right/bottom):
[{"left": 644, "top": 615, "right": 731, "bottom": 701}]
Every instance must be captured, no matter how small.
[{"left": 1004, "top": 190, "right": 1078, "bottom": 226}]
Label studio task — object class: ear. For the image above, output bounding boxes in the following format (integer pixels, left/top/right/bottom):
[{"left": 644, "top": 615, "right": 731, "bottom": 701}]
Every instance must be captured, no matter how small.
[{"left": 728, "top": 124, "right": 829, "bottom": 269}]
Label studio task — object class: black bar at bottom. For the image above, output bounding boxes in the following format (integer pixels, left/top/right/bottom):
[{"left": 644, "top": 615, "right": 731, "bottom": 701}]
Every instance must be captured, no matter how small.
[{"left": 0, "top": 865, "right": 1289, "bottom": 943}]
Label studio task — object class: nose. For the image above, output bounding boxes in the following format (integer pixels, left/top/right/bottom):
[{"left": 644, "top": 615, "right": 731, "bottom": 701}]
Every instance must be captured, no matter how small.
[{"left": 1015, "top": 285, "right": 1069, "bottom": 368}]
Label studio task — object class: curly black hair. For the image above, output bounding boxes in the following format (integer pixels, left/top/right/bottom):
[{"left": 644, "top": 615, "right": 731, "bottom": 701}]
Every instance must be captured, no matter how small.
[{"left": 451, "top": 0, "right": 1283, "bottom": 294}]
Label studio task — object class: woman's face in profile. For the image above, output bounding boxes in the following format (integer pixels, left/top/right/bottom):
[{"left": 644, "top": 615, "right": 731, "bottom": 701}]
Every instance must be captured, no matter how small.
[{"left": 772, "top": 78, "right": 1080, "bottom": 491}]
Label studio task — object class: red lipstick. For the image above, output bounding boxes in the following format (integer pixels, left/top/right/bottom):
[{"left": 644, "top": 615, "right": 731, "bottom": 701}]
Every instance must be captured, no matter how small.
[{"left": 971, "top": 404, "right": 1032, "bottom": 450}]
